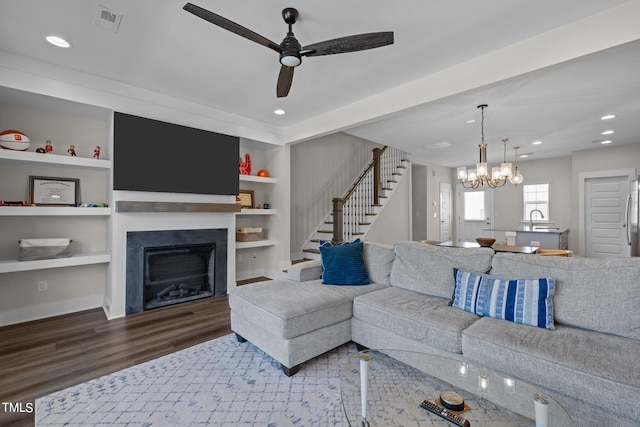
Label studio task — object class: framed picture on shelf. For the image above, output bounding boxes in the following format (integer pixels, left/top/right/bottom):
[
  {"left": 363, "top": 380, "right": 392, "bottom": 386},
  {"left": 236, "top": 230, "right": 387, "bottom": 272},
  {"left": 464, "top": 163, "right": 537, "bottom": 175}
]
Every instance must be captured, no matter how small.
[
  {"left": 238, "top": 189, "right": 255, "bottom": 209},
  {"left": 29, "top": 176, "right": 80, "bottom": 206}
]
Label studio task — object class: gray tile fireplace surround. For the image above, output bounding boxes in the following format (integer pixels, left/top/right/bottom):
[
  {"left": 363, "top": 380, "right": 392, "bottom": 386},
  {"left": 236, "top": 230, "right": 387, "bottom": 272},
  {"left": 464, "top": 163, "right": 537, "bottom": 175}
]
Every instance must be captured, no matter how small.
[{"left": 125, "top": 228, "right": 228, "bottom": 314}]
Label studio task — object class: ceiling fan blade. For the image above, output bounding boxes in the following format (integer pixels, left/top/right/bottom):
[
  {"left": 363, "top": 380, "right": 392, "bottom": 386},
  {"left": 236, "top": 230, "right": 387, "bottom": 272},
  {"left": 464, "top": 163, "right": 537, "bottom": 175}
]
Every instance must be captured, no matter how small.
[
  {"left": 276, "top": 65, "right": 294, "bottom": 98},
  {"left": 302, "top": 32, "right": 393, "bottom": 57},
  {"left": 183, "top": 3, "right": 281, "bottom": 53}
]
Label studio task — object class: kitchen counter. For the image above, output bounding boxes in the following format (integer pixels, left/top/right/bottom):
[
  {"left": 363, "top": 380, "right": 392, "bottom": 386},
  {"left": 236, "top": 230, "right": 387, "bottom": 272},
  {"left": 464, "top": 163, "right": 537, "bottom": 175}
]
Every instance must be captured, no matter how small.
[
  {"left": 436, "top": 241, "right": 539, "bottom": 254},
  {"left": 484, "top": 226, "right": 568, "bottom": 233},
  {"left": 515, "top": 228, "right": 569, "bottom": 250}
]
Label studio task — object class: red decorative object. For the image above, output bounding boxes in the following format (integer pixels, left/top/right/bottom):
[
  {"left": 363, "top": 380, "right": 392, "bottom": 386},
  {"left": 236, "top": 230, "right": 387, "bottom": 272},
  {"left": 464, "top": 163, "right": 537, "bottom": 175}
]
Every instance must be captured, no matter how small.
[
  {"left": 257, "top": 169, "right": 269, "bottom": 177},
  {"left": 239, "top": 153, "right": 251, "bottom": 175}
]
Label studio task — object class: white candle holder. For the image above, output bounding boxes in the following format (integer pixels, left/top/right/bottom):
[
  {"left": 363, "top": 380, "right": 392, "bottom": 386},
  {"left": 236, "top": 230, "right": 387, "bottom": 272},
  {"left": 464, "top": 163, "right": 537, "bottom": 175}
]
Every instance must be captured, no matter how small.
[
  {"left": 534, "top": 393, "right": 549, "bottom": 427},
  {"left": 359, "top": 352, "right": 370, "bottom": 427}
]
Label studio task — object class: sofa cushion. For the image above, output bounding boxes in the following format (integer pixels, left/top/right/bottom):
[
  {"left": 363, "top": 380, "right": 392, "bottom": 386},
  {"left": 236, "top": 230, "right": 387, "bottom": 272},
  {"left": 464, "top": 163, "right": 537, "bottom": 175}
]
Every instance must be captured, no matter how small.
[
  {"left": 353, "top": 287, "right": 481, "bottom": 354},
  {"left": 490, "top": 253, "right": 640, "bottom": 339},
  {"left": 229, "top": 279, "right": 386, "bottom": 339},
  {"left": 452, "top": 268, "right": 556, "bottom": 330},
  {"left": 363, "top": 241, "right": 395, "bottom": 286},
  {"left": 462, "top": 316, "right": 640, "bottom": 421},
  {"left": 319, "top": 238, "right": 370, "bottom": 285},
  {"left": 390, "top": 241, "right": 494, "bottom": 299}
]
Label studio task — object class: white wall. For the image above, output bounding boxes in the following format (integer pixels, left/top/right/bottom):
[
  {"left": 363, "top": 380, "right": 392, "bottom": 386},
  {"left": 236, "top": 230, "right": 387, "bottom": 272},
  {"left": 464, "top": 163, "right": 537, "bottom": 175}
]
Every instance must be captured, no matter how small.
[
  {"left": 489, "top": 156, "right": 573, "bottom": 243},
  {"left": 289, "top": 133, "right": 383, "bottom": 255},
  {"left": 366, "top": 166, "right": 412, "bottom": 245},
  {"left": 410, "top": 158, "right": 455, "bottom": 242}
]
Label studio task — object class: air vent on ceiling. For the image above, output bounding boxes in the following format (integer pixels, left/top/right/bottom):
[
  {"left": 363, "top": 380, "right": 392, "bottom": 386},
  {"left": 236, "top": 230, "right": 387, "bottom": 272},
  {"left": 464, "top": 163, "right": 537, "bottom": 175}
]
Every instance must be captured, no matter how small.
[{"left": 94, "top": 5, "right": 123, "bottom": 33}]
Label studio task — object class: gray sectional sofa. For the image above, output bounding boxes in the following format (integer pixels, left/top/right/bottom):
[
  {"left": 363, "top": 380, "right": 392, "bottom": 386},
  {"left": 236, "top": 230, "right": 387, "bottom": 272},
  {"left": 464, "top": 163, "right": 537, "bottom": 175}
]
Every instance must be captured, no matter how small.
[{"left": 229, "top": 241, "right": 640, "bottom": 426}]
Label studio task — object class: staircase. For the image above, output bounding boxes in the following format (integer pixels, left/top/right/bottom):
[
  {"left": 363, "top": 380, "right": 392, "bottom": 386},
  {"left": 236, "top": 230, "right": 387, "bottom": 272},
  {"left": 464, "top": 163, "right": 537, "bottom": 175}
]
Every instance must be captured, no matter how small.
[{"left": 301, "top": 146, "right": 409, "bottom": 260}]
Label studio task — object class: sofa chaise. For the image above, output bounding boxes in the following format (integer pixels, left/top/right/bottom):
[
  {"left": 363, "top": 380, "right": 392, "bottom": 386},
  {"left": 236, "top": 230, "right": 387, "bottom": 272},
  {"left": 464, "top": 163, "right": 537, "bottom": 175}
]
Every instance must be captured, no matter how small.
[{"left": 228, "top": 240, "right": 640, "bottom": 426}]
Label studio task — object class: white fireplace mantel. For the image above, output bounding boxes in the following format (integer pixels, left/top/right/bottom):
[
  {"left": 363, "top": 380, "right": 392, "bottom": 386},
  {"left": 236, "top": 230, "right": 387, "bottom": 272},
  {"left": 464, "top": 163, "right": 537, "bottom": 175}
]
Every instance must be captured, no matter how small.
[{"left": 105, "top": 190, "right": 237, "bottom": 319}]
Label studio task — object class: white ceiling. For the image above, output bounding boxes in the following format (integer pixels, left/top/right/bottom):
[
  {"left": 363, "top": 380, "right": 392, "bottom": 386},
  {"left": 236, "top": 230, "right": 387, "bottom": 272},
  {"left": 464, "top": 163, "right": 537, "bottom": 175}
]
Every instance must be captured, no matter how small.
[{"left": 1, "top": 0, "right": 639, "bottom": 167}]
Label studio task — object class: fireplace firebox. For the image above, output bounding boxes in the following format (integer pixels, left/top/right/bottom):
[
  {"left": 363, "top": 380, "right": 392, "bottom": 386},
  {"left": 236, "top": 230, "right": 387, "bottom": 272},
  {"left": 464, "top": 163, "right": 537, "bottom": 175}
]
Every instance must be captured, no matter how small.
[
  {"left": 126, "top": 229, "right": 227, "bottom": 314},
  {"left": 143, "top": 243, "right": 215, "bottom": 310}
]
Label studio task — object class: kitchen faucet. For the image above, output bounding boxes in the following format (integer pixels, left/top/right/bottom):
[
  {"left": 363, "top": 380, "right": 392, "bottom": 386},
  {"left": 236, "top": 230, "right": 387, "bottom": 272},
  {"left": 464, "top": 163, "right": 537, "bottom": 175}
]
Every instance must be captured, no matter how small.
[{"left": 529, "top": 209, "right": 545, "bottom": 229}]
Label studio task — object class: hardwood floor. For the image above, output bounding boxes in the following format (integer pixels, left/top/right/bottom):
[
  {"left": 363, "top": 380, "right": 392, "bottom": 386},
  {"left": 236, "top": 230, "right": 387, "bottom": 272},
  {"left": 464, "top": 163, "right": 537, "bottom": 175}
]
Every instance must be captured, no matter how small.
[{"left": 0, "top": 295, "right": 232, "bottom": 427}]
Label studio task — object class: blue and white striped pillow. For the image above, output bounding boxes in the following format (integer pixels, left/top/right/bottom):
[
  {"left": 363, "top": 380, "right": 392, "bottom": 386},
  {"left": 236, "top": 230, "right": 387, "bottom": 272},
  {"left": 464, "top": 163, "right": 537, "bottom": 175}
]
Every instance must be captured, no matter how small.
[{"left": 452, "top": 268, "right": 556, "bottom": 330}]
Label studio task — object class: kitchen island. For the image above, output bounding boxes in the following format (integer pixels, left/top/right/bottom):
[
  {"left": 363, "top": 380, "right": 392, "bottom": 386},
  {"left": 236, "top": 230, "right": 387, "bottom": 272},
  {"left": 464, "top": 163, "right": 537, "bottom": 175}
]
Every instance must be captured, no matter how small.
[
  {"left": 483, "top": 227, "right": 570, "bottom": 250},
  {"left": 515, "top": 227, "right": 569, "bottom": 250}
]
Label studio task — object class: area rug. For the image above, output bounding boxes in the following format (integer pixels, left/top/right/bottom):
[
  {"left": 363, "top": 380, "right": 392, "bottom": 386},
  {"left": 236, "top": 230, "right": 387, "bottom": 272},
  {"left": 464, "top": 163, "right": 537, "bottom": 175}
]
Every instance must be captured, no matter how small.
[{"left": 36, "top": 334, "right": 355, "bottom": 426}]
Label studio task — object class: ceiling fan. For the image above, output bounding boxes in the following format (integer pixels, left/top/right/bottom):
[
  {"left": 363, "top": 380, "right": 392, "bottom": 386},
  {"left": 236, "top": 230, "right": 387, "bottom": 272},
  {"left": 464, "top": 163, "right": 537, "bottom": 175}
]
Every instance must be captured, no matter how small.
[{"left": 183, "top": 3, "right": 394, "bottom": 97}]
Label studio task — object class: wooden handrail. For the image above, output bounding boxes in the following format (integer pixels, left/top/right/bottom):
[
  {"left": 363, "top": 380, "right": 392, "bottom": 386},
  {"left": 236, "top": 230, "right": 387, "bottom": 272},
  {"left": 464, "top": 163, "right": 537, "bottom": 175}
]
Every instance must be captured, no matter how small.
[
  {"left": 341, "top": 147, "right": 387, "bottom": 202},
  {"left": 332, "top": 146, "right": 388, "bottom": 242}
]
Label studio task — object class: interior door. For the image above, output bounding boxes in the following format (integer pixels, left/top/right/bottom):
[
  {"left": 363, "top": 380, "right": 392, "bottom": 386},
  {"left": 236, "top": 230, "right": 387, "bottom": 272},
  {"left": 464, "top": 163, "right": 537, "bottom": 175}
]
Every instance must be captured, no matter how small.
[
  {"left": 456, "top": 186, "right": 493, "bottom": 242},
  {"left": 585, "top": 175, "right": 631, "bottom": 257},
  {"left": 439, "top": 182, "right": 451, "bottom": 241}
]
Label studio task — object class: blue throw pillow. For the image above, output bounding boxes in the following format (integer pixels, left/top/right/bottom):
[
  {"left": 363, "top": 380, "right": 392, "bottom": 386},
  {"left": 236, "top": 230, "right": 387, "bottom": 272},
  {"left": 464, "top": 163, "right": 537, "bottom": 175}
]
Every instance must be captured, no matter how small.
[
  {"left": 451, "top": 268, "right": 556, "bottom": 330},
  {"left": 319, "top": 239, "right": 370, "bottom": 286}
]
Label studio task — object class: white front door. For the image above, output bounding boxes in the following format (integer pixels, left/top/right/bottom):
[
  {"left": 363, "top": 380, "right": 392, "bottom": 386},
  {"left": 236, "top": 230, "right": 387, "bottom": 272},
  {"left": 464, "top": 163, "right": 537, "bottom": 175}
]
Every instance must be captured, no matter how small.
[
  {"left": 456, "top": 186, "right": 493, "bottom": 242},
  {"left": 584, "top": 174, "right": 632, "bottom": 258},
  {"left": 439, "top": 182, "right": 451, "bottom": 241}
]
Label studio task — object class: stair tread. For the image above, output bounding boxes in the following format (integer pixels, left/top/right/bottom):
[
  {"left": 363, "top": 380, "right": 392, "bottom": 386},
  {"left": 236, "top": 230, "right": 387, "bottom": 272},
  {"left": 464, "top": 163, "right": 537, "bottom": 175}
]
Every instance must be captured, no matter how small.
[{"left": 303, "top": 248, "right": 320, "bottom": 254}]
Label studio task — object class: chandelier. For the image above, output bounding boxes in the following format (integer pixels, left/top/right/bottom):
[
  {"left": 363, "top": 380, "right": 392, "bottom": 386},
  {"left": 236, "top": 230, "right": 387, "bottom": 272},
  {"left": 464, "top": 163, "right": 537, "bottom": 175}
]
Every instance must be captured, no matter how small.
[{"left": 457, "top": 104, "right": 522, "bottom": 189}]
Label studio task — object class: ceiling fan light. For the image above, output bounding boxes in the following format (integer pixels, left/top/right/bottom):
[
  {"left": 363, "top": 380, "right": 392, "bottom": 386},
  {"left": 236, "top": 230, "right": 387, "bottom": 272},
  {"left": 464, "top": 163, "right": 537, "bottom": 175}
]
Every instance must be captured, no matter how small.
[{"left": 280, "top": 54, "right": 301, "bottom": 67}]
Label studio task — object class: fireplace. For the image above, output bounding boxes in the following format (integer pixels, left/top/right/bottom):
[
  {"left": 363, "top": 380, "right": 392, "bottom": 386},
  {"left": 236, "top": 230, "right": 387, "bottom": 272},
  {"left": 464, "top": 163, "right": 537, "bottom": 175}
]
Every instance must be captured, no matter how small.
[
  {"left": 143, "top": 243, "right": 215, "bottom": 310},
  {"left": 126, "top": 229, "right": 227, "bottom": 314}
]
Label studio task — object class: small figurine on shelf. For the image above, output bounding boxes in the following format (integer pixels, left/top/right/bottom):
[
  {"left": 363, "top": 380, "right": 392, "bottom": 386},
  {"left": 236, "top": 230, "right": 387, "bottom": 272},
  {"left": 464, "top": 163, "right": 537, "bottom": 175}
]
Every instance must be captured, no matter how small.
[
  {"left": 67, "top": 144, "right": 76, "bottom": 156},
  {"left": 93, "top": 145, "right": 101, "bottom": 159},
  {"left": 239, "top": 153, "right": 251, "bottom": 175},
  {"left": 45, "top": 140, "right": 53, "bottom": 154}
]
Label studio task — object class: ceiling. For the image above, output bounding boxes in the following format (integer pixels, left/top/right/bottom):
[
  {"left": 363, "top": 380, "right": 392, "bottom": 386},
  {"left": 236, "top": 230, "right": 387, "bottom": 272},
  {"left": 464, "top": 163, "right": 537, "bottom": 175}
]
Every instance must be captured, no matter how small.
[{"left": 1, "top": 0, "right": 639, "bottom": 167}]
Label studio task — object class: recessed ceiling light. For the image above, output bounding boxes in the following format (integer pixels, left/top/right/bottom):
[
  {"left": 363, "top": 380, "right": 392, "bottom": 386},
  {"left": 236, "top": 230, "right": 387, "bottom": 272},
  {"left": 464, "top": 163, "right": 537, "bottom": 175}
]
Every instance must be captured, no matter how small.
[
  {"left": 532, "top": 140, "right": 542, "bottom": 145},
  {"left": 520, "top": 154, "right": 529, "bottom": 158},
  {"left": 601, "top": 140, "right": 613, "bottom": 144},
  {"left": 601, "top": 114, "right": 616, "bottom": 120},
  {"left": 466, "top": 119, "right": 476, "bottom": 124},
  {"left": 274, "top": 109, "right": 285, "bottom": 115},
  {"left": 46, "top": 35, "right": 71, "bottom": 48},
  {"left": 601, "top": 130, "right": 614, "bottom": 135}
]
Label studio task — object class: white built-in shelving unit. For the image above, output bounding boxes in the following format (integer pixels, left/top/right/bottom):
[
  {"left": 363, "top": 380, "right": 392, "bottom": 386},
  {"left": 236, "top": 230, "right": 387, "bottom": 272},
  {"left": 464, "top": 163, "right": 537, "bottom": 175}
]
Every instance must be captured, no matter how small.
[{"left": 0, "top": 86, "right": 112, "bottom": 324}]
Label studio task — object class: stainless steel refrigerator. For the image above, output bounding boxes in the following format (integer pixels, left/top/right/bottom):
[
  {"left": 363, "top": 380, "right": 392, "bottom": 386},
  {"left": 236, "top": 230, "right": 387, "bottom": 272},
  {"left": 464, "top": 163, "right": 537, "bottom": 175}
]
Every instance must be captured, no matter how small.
[{"left": 626, "top": 177, "right": 639, "bottom": 256}]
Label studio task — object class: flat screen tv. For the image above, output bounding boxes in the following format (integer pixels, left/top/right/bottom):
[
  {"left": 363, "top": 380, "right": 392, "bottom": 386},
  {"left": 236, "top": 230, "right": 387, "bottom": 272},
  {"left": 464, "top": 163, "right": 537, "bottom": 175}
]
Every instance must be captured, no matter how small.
[{"left": 113, "top": 112, "right": 239, "bottom": 196}]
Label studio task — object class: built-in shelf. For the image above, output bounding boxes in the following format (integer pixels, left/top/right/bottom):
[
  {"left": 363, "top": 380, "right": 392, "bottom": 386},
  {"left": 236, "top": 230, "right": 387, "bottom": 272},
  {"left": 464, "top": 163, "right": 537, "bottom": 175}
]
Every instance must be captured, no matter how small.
[
  {"left": 239, "top": 174, "right": 277, "bottom": 184},
  {"left": 236, "top": 208, "right": 278, "bottom": 216},
  {"left": 236, "top": 239, "right": 277, "bottom": 249},
  {"left": 0, "top": 252, "right": 111, "bottom": 273},
  {"left": 0, "top": 206, "right": 111, "bottom": 216},
  {"left": 0, "top": 149, "right": 111, "bottom": 169}
]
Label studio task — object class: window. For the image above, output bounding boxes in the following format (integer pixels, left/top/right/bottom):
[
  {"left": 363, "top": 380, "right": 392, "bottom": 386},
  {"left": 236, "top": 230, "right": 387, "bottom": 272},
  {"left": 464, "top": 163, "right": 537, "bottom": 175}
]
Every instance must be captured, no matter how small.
[
  {"left": 464, "top": 191, "right": 486, "bottom": 220},
  {"left": 523, "top": 184, "right": 549, "bottom": 221}
]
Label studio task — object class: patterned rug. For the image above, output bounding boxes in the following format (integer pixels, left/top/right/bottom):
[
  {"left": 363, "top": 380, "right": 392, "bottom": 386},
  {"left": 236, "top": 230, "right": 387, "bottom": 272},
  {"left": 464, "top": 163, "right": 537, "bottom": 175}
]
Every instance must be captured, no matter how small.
[{"left": 36, "top": 334, "right": 355, "bottom": 426}]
